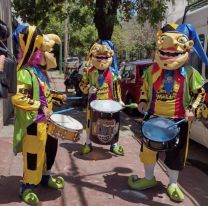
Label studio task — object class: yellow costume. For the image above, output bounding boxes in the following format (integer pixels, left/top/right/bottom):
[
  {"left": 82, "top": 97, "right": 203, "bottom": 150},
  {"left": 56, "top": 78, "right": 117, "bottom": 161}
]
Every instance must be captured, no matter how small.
[
  {"left": 128, "top": 23, "right": 206, "bottom": 202},
  {"left": 79, "top": 40, "right": 124, "bottom": 155},
  {"left": 12, "top": 25, "right": 65, "bottom": 205}
]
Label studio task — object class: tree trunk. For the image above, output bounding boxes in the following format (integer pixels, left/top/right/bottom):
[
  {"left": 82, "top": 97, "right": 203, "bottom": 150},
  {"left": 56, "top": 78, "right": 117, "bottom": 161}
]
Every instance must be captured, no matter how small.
[{"left": 94, "top": 0, "right": 120, "bottom": 40}]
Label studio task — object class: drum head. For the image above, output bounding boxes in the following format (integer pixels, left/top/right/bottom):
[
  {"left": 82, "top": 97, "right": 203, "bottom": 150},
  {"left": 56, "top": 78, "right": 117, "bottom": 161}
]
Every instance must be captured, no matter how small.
[
  {"left": 90, "top": 100, "right": 122, "bottom": 113},
  {"left": 142, "top": 117, "right": 179, "bottom": 142},
  {"left": 50, "top": 114, "right": 83, "bottom": 131}
]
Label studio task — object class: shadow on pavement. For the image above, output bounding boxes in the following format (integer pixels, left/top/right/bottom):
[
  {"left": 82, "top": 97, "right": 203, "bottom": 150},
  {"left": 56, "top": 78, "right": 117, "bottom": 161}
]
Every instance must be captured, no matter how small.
[
  {"left": 0, "top": 175, "right": 62, "bottom": 204},
  {"left": 103, "top": 173, "right": 169, "bottom": 206},
  {"left": 60, "top": 142, "right": 113, "bottom": 161},
  {"left": 35, "top": 186, "right": 62, "bottom": 202},
  {"left": 61, "top": 166, "right": 173, "bottom": 206},
  {"left": 0, "top": 176, "right": 22, "bottom": 204}
]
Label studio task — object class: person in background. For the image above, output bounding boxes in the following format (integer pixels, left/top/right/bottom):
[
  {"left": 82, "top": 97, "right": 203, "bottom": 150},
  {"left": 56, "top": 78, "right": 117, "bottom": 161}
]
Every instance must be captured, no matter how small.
[{"left": 79, "top": 39, "right": 125, "bottom": 156}]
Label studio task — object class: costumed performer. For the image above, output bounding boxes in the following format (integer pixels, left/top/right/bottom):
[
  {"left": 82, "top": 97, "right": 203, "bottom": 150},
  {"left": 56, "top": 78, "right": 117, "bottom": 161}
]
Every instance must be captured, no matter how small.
[
  {"left": 12, "top": 24, "right": 66, "bottom": 205},
  {"left": 128, "top": 23, "right": 207, "bottom": 202},
  {"left": 79, "top": 39, "right": 125, "bottom": 156}
]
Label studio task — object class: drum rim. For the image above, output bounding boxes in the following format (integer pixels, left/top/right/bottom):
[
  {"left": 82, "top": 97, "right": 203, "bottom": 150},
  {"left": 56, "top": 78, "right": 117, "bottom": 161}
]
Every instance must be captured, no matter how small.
[
  {"left": 141, "top": 117, "right": 179, "bottom": 142},
  {"left": 49, "top": 114, "right": 83, "bottom": 132},
  {"left": 90, "top": 99, "right": 122, "bottom": 113}
]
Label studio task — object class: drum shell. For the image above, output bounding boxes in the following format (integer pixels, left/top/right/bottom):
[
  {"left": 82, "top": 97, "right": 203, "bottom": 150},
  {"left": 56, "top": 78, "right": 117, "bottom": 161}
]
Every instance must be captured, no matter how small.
[
  {"left": 89, "top": 109, "right": 120, "bottom": 145},
  {"left": 47, "top": 117, "right": 82, "bottom": 142},
  {"left": 142, "top": 134, "right": 179, "bottom": 151}
]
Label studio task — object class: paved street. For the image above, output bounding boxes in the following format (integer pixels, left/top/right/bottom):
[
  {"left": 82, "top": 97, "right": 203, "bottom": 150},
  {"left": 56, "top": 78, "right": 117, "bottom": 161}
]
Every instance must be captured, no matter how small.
[{"left": 0, "top": 70, "right": 207, "bottom": 206}]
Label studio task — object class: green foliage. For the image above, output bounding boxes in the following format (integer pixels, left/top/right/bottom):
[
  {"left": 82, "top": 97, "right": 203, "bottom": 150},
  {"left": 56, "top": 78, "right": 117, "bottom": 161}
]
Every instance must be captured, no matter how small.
[
  {"left": 70, "top": 25, "right": 97, "bottom": 56},
  {"left": 12, "top": 0, "right": 180, "bottom": 58},
  {"left": 112, "top": 18, "right": 156, "bottom": 61},
  {"left": 67, "top": 0, "right": 98, "bottom": 56},
  {"left": 137, "top": 0, "right": 170, "bottom": 27},
  {"left": 12, "top": 0, "right": 65, "bottom": 26}
]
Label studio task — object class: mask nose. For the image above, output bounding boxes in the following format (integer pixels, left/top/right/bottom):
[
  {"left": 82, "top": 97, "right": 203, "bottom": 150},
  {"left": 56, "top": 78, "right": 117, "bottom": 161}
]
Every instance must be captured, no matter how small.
[{"left": 163, "top": 35, "right": 178, "bottom": 48}]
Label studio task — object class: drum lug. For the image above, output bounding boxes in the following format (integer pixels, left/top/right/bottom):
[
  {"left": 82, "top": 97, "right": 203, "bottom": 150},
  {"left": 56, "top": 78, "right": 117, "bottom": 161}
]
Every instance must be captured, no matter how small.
[{"left": 174, "top": 137, "right": 179, "bottom": 147}]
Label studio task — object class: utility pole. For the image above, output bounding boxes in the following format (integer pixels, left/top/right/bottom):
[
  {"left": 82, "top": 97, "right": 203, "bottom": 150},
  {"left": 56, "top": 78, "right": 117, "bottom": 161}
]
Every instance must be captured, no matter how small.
[{"left": 64, "top": 0, "right": 69, "bottom": 75}]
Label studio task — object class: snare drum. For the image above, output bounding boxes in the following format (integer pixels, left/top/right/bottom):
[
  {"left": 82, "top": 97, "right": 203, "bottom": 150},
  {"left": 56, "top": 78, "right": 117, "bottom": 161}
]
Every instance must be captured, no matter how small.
[
  {"left": 48, "top": 114, "right": 83, "bottom": 142},
  {"left": 89, "top": 99, "right": 122, "bottom": 145},
  {"left": 141, "top": 117, "right": 179, "bottom": 151}
]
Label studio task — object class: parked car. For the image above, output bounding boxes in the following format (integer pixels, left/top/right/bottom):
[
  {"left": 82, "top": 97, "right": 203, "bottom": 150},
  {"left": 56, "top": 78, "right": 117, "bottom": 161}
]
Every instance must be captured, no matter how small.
[
  {"left": 119, "top": 59, "right": 154, "bottom": 114},
  {"left": 65, "top": 56, "right": 79, "bottom": 69}
]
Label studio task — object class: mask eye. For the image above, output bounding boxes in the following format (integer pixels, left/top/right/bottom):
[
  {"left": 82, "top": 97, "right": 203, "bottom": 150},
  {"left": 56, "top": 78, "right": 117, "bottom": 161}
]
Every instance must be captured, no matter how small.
[
  {"left": 177, "top": 36, "right": 188, "bottom": 44},
  {"left": 159, "top": 35, "right": 167, "bottom": 42}
]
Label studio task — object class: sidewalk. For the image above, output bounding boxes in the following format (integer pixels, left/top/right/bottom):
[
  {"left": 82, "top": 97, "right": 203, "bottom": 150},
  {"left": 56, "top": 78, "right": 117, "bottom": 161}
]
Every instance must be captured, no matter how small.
[{"left": 0, "top": 70, "right": 207, "bottom": 206}]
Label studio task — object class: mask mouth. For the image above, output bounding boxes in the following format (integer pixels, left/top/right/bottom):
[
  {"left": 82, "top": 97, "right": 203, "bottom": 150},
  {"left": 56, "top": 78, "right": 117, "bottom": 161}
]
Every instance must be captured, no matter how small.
[
  {"left": 158, "top": 49, "right": 186, "bottom": 59},
  {"left": 95, "top": 55, "right": 111, "bottom": 60}
]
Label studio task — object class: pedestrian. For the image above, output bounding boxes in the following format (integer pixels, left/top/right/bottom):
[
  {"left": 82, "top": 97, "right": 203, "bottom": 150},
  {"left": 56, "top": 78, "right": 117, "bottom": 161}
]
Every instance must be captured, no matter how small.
[
  {"left": 12, "top": 25, "right": 66, "bottom": 205},
  {"left": 79, "top": 39, "right": 125, "bottom": 156},
  {"left": 128, "top": 23, "right": 206, "bottom": 202}
]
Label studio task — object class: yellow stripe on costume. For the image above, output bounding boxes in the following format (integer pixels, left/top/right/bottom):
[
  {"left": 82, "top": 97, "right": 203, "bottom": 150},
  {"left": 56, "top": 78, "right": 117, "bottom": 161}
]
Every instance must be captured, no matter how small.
[
  {"left": 140, "top": 145, "right": 157, "bottom": 165},
  {"left": 22, "top": 122, "right": 47, "bottom": 185}
]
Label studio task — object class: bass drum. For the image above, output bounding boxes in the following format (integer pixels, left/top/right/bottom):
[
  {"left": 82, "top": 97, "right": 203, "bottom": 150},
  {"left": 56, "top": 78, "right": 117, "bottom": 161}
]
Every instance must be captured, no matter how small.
[{"left": 89, "top": 99, "right": 122, "bottom": 145}]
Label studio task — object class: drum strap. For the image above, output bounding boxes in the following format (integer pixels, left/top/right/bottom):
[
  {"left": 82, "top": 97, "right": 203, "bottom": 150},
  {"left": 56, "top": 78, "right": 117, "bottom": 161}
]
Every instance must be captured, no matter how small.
[
  {"left": 102, "top": 68, "right": 113, "bottom": 99},
  {"left": 141, "top": 141, "right": 144, "bottom": 152}
]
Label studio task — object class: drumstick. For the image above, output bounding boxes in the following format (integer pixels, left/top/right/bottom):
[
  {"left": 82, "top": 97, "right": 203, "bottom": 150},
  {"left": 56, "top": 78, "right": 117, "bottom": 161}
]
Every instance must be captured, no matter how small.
[
  {"left": 167, "top": 119, "right": 185, "bottom": 129},
  {"left": 53, "top": 108, "right": 74, "bottom": 114},
  {"left": 124, "top": 103, "right": 138, "bottom": 109},
  {"left": 67, "top": 96, "right": 83, "bottom": 100}
]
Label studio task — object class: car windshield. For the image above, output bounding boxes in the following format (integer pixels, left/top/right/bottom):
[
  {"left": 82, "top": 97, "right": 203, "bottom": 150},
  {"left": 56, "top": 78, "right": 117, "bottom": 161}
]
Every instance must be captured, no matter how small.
[
  {"left": 121, "top": 65, "right": 134, "bottom": 79},
  {"left": 67, "top": 57, "right": 78, "bottom": 62}
]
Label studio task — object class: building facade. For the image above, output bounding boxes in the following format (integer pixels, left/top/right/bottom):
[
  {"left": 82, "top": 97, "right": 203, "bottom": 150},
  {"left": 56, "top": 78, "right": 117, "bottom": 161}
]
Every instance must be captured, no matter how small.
[{"left": 165, "top": 0, "right": 188, "bottom": 24}]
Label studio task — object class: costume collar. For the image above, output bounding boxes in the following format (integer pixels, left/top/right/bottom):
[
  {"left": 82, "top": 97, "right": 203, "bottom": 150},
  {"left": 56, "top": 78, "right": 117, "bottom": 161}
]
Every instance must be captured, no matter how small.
[
  {"left": 152, "top": 63, "right": 186, "bottom": 82},
  {"left": 32, "top": 66, "right": 51, "bottom": 88},
  {"left": 152, "top": 63, "right": 186, "bottom": 91}
]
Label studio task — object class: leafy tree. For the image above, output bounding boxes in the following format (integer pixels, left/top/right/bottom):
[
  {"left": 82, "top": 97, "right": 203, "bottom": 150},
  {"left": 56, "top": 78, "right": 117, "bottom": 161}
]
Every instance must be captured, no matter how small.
[
  {"left": 83, "top": 0, "right": 173, "bottom": 39},
  {"left": 12, "top": 0, "right": 65, "bottom": 27},
  {"left": 66, "top": 1, "right": 98, "bottom": 56},
  {"left": 12, "top": 0, "right": 181, "bottom": 58}
]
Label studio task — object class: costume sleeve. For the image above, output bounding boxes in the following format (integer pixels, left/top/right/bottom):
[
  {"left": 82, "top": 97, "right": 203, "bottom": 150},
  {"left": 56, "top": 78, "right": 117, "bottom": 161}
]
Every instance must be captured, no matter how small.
[
  {"left": 50, "top": 90, "right": 65, "bottom": 106},
  {"left": 139, "top": 69, "right": 150, "bottom": 103},
  {"left": 12, "top": 69, "right": 41, "bottom": 111},
  {"left": 112, "top": 74, "right": 122, "bottom": 101},
  {"left": 79, "top": 67, "right": 89, "bottom": 94},
  {"left": 189, "top": 69, "right": 205, "bottom": 109}
]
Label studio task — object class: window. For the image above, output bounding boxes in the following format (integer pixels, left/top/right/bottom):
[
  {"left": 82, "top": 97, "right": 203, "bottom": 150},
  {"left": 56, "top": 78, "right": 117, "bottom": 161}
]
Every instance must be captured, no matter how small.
[{"left": 121, "top": 64, "right": 134, "bottom": 79}]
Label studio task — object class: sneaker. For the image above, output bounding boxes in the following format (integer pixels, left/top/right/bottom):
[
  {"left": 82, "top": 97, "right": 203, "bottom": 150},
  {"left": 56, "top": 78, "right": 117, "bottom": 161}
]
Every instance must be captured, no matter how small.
[
  {"left": 128, "top": 175, "right": 157, "bottom": 190},
  {"left": 81, "top": 143, "right": 93, "bottom": 154},
  {"left": 110, "top": 145, "right": 124, "bottom": 156},
  {"left": 167, "top": 184, "right": 184, "bottom": 202}
]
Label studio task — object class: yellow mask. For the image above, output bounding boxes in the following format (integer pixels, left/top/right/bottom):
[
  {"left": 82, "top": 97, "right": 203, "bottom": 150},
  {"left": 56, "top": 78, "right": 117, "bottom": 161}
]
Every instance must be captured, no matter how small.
[
  {"left": 155, "top": 25, "right": 194, "bottom": 70},
  {"left": 89, "top": 43, "right": 114, "bottom": 70},
  {"left": 40, "top": 34, "right": 61, "bottom": 70}
]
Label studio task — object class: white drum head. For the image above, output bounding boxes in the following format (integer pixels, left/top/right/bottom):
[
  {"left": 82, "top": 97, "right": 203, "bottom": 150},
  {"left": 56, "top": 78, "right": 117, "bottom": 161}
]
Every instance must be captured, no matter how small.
[
  {"left": 90, "top": 100, "right": 122, "bottom": 113},
  {"left": 50, "top": 114, "right": 83, "bottom": 131}
]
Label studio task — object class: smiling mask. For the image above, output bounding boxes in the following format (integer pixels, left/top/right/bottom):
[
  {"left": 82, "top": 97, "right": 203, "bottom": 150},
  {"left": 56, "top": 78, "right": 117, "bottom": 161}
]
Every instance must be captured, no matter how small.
[{"left": 155, "top": 23, "right": 194, "bottom": 70}]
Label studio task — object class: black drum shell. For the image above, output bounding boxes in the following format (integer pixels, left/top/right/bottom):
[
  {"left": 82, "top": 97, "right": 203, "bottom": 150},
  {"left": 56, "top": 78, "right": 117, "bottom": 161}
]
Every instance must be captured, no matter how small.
[
  {"left": 89, "top": 109, "right": 120, "bottom": 145},
  {"left": 142, "top": 135, "right": 179, "bottom": 151}
]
